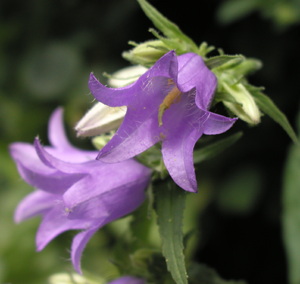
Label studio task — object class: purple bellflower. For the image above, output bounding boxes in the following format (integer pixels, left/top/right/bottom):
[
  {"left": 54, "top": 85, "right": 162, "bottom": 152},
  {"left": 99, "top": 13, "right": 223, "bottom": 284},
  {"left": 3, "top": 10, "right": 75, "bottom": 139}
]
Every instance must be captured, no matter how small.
[
  {"left": 89, "top": 51, "right": 237, "bottom": 192},
  {"left": 107, "top": 276, "right": 145, "bottom": 284},
  {"left": 10, "top": 108, "right": 151, "bottom": 273}
]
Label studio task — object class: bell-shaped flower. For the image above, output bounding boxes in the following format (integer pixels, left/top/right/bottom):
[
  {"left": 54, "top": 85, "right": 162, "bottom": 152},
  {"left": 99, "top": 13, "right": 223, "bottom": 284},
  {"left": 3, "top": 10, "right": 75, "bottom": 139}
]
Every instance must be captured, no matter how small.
[
  {"left": 10, "top": 108, "right": 151, "bottom": 273},
  {"left": 89, "top": 51, "right": 237, "bottom": 192}
]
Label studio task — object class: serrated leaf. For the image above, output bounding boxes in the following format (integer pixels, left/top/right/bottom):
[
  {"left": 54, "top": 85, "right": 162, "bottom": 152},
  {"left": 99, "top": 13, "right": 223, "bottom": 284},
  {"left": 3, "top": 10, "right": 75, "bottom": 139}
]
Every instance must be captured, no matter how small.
[
  {"left": 137, "top": 0, "right": 197, "bottom": 53},
  {"left": 249, "top": 87, "right": 298, "bottom": 143},
  {"left": 155, "top": 182, "right": 188, "bottom": 284},
  {"left": 193, "top": 132, "right": 243, "bottom": 164}
]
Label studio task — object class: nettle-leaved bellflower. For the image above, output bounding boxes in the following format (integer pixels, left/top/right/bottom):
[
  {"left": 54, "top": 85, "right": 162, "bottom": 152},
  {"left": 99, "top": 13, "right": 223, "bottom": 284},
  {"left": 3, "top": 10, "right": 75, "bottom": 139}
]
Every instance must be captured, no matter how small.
[
  {"left": 10, "top": 108, "right": 151, "bottom": 273},
  {"left": 89, "top": 51, "right": 237, "bottom": 192}
]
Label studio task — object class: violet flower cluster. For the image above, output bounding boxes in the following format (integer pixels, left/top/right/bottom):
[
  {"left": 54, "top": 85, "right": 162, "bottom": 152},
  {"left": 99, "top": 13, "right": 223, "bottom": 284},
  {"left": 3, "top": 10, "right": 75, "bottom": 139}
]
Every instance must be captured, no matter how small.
[
  {"left": 10, "top": 49, "right": 237, "bottom": 278},
  {"left": 89, "top": 51, "right": 237, "bottom": 192},
  {"left": 10, "top": 108, "right": 151, "bottom": 273}
]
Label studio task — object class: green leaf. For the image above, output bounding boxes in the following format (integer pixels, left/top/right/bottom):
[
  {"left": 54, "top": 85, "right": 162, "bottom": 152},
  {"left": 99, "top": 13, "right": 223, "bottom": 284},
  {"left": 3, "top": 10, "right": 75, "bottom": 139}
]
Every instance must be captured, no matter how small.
[
  {"left": 282, "top": 145, "right": 300, "bottom": 283},
  {"left": 249, "top": 86, "right": 298, "bottom": 143},
  {"left": 216, "top": 0, "right": 259, "bottom": 25},
  {"left": 137, "top": 0, "right": 198, "bottom": 53},
  {"left": 193, "top": 132, "right": 243, "bottom": 164},
  {"left": 282, "top": 110, "right": 300, "bottom": 284},
  {"left": 155, "top": 182, "right": 188, "bottom": 284}
]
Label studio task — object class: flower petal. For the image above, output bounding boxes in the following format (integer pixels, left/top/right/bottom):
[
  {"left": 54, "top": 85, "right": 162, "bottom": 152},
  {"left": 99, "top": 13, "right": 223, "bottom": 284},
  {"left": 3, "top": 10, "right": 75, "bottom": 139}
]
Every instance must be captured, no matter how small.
[
  {"left": 161, "top": 93, "right": 209, "bottom": 192},
  {"left": 48, "top": 107, "right": 73, "bottom": 150},
  {"left": 89, "top": 50, "right": 177, "bottom": 107},
  {"left": 63, "top": 159, "right": 150, "bottom": 208},
  {"left": 176, "top": 53, "right": 217, "bottom": 109},
  {"left": 203, "top": 112, "right": 237, "bottom": 135},
  {"left": 14, "top": 191, "right": 59, "bottom": 223},
  {"left": 36, "top": 204, "right": 92, "bottom": 251},
  {"left": 71, "top": 227, "right": 99, "bottom": 274},
  {"left": 67, "top": 176, "right": 147, "bottom": 221},
  {"left": 34, "top": 138, "right": 98, "bottom": 174}
]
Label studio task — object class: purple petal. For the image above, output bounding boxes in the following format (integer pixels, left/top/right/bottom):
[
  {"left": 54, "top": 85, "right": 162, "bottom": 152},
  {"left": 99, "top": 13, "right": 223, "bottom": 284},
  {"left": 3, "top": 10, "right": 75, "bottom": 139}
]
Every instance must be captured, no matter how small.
[
  {"left": 34, "top": 138, "right": 99, "bottom": 174},
  {"left": 48, "top": 107, "right": 73, "bottom": 150},
  {"left": 89, "top": 51, "right": 177, "bottom": 107},
  {"left": 66, "top": 175, "right": 147, "bottom": 221},
  {"left": 95, "top": 74, "right": 175, "bottom": 161},
  {"left": 203, "top": 112, "right": 237, "bottom": 135},
  {"left": 176, "top": 53, "right": 217, "bottom": 109},
  {"left": 63, "top": 159, "right": 150, "bottom": 209},
  {"left": 71, "top": 227, "right": 99, "bottom": 274},
  {"left": 36, "top": 204, "right": 93, "bottom": 251},
  {"left": 10, "top": 142, "right": 53, "bottom": 174},
  {"left": 161, "top": 92, "right": 209, "bottom": 192},
  {"left": 14, "top": 191, "right": 59, "bottom": 223},
  {"left": 108, "top": 276, "right": 145, "bottom": 284}
]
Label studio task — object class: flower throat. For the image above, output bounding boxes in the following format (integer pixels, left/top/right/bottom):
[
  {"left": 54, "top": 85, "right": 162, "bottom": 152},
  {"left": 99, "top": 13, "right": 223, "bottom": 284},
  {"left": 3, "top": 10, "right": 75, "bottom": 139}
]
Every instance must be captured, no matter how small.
[{"left": 158, "top": 84, "right": 182, "bottom": 126}]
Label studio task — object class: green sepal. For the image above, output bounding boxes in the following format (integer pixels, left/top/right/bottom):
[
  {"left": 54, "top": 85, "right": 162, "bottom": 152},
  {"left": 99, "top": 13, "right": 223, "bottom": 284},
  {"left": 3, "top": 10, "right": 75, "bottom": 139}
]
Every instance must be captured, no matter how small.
[
  {"left": 136, "top": 145, "right": 168, "bottom": 180},
  {"left": 137, "top": 0, "right": 198, "bottom": 54},
  {"left": 154, "top": 181, "right": 188, "bottom": 284},
  {"left": 193, "top": 132, "right": 243, "bottom": 164},
  {"left": 206, "top": 55, "right": 245, "bottom": 71},
  {"left": 248, "top": 85, "right": 298, "bottom": 143}
]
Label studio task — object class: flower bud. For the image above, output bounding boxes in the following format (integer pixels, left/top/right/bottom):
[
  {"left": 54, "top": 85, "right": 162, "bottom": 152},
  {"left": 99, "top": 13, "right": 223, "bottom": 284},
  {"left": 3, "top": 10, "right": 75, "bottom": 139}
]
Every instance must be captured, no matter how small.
[
  {"left": 48, "top": 272, "right": 102, "bottom": 284},
  {"left": 222, "top": 82, "right": 261, "bottom": 125},
  {"left": 75, "top": 102, "right": 126, "bottom": 137},
  {"left": 122, "top": 40, "right": 169, "bottom": 66},
  {"left": 76, "top": 65, "right": 148, "bottom": 137},
  {"left": 108, "top": 65, "right": 148, "bottom": 88}
]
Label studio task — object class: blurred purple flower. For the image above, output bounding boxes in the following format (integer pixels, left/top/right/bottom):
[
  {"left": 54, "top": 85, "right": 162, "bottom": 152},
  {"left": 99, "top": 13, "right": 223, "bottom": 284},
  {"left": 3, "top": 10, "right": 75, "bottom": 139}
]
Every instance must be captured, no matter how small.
[
  {"left": 107, "top": 276, "right": 145, "bottom": 284},
  {"left": 10, "top": 108, "right": 151, "bottom": 273},
  {"left": 89, "top": 51, "right": 237, "bottom": 192}
]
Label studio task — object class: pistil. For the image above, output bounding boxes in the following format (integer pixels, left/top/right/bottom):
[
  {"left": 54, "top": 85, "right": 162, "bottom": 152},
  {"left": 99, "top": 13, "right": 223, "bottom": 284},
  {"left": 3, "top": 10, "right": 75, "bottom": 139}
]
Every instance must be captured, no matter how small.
[{"left": 158, "top": 86, "right": 182, "bottom": 126}]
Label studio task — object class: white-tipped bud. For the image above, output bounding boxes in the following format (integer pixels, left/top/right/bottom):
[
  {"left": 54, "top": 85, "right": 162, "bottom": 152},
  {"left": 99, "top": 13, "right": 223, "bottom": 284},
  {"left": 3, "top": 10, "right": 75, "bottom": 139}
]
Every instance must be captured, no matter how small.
[
  {"left": 76, "top": 65, "right": 148, "bottom": 137},
  {"left": 75, "top": 103, "right": 126, "bottom": 137},
  {"left": 108, "top": 65, "right": 148, "bottom": 88},
  {"left": 222, "top": 82, "right": 261, "bottom": 125}
]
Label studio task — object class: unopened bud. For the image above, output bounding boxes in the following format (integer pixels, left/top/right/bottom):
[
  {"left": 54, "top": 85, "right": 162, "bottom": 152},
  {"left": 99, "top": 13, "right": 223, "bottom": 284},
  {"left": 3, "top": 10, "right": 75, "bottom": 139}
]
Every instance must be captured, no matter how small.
[
  {"left": 222, "top": 82, "right": 261, "bottom": 125},
  {"left": 76, "top": 65, "right": 148, "bottom": 137},
  {"left": 48, "top": 272, "right": 102, "bottom": 284},
  {"left": 108, "top": 65, "right": 148, "bottom": 88},
  {"left": 122, "top": 40, "right": 168, "bottom": 66},
  {"left": 75, "top": 102, "right": 126, "bottom": 137}
]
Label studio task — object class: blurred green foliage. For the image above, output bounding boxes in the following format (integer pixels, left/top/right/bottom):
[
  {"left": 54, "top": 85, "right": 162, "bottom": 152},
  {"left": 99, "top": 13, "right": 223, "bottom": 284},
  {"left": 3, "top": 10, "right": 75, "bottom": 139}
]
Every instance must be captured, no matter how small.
[
  {"left": 282, "top": 109, "right": 300, "bottom": 284},
  {"left": 217, "top": 0, "right": 300, "bottom": 29},
  {"left": 0, "top": 0, "right": 299, "bottom": 283}
]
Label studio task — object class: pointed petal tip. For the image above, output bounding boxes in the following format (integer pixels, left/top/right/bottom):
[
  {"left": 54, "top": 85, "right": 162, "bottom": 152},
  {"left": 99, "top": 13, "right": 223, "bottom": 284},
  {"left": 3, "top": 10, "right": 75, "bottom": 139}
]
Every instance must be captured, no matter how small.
[
  {"left": 14, "top": 212, "right": 22, "bottom": 224},
  {"left": 88, "top": 72, "right": 97, "bottom": 83}
]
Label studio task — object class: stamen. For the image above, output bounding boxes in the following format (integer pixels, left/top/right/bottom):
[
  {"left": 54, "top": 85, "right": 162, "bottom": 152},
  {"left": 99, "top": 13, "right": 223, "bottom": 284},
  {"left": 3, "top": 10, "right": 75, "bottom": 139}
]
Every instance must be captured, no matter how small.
[{"left": 158, "top": 86, "right": 182, "bottom": 126}]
